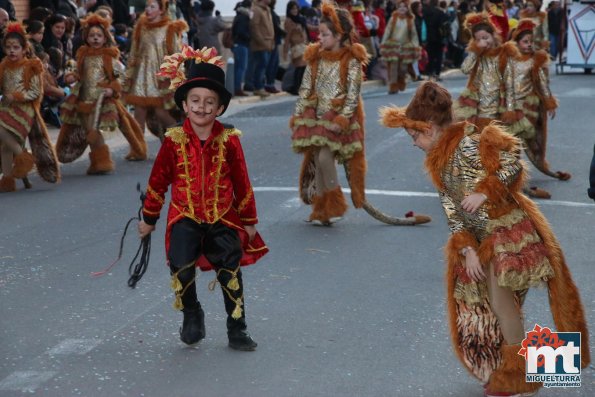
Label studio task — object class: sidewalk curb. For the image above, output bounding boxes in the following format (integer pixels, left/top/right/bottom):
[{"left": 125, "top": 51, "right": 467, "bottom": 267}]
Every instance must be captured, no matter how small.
[{"left": 227, "top": 70, "right": 462, "bottom": 109}]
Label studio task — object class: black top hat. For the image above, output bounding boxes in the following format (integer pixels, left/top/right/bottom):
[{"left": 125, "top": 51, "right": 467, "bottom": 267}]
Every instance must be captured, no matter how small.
[{"left": 173, "top": 60, "right": 232, "bottom": 115}]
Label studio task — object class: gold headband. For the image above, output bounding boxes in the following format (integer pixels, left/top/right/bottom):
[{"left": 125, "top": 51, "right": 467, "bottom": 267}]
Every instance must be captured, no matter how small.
[
  {"left": 379, "top": 106, "right": 431, "bottom": 131},
  {"left": 321, "top": 2, "right": 345, "bottom": 35}
]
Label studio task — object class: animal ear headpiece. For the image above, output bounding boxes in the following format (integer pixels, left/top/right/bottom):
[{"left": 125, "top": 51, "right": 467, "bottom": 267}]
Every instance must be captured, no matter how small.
[
  {"left": 321, "top": 2, "right": 345, "bottom": 35},
  {"left": 379, "top": 106, "right": 431, "bottom": 131},
  {"left": 464, "top": 12, "right": 496, "bottom": 33},
  {"left": 81, "top": 13, "right": 111, "bottom": 32},
  {"left": 5, "top": 22, "right": 27, "bottom": 39},
  {"left": 511, "top": 18, "right": 536, "bottom": 41},
  {"left": 380, "top": 81, "right": 453, "bottom": 131}
]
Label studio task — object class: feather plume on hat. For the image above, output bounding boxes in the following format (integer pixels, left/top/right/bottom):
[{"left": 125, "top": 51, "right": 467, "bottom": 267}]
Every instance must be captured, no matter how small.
[{"left": 157, "top": 45, "right": 224, "bottom": 90}]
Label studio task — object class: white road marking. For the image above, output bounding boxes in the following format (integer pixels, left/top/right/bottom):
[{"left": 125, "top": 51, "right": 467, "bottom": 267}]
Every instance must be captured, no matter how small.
[
  {"left": 0, "top": 371, "right": 57, "bottom": 393},
  {"left": 47, "top": 338, "right": 102, "bottom": 356},
  {"left": 253, "top": 187, "right": 595, "bottom": 207}
]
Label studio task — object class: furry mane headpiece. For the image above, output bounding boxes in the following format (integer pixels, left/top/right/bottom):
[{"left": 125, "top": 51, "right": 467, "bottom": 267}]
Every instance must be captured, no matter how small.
[
  {"left": 5, "top": 22, "right": 27, "bottom": 39},
  {"left": 379, "top": 106, "right": 431, "bottom": 132},
  {"left": 321, "top": 1, "right": 345, "bottom": 35},
  {"left": 511, "top": 18, "right": 536, "bottom": 40},
  {"left": 81, "top": 13, "right": 111, "bottom": 31},
  {"left": 464, "top": 12, "right": 496, "bottom": 32},
  {"left": 380, "top": 81, "right": 453, "bottom": 131}
]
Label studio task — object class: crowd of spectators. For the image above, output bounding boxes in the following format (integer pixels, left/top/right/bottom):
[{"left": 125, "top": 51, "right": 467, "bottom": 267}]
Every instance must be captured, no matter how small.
[{"left": 0, "top": 0, "right": 567, "bottom": 127}]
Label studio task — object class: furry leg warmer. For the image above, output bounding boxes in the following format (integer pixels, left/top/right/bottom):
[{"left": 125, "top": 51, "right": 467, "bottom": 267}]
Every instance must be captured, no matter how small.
[
  {"left": 87, "top": 144, "right": 114, "bottom": 175},
  {"left": 308, "top": 193, "right": 327, "bottom": 222},
  {"left": 12, "top": 151, "right": 35, "bottom": 178},
  {"left": 325, "top": 186, "right": 348, "bottom": 219},
  {"left": 388, "top": 82, "right": 399, "bottom": 94},
  {"left": 486, "top": 344, "right": 541, "bottom": 395},
  {"left": 0, "top": 175, "right": 16, "bottom": 193},
  {"left": 397, "top": 76, "right": 406, "bottom": 92}
]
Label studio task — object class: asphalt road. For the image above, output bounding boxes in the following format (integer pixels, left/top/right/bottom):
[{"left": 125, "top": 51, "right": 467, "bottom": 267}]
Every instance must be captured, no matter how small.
[{"left": 1, "top": 69, "right": 594, "bottom": 397}]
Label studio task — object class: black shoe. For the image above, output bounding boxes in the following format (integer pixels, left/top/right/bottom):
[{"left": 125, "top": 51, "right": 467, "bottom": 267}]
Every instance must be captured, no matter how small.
[
  {"left": 179, "top": 306, "right": 205, "bottom": 345},
  {"left": 228, "top": 329, "right": 257, "bottom": 351}
]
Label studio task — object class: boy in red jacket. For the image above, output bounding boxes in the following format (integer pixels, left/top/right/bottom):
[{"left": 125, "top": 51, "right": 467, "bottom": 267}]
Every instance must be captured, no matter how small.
[{"left": 138, "top": 47, "right": 268, "bottom": 350}]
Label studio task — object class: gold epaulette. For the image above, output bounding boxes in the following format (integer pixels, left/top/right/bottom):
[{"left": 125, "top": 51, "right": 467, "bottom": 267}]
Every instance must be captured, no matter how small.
[
  {"left": 225, "top": 127, "right": 242, "bottom": 137},
  {"left": 165, "top": 126, "right": 188, "bottom": 145}
]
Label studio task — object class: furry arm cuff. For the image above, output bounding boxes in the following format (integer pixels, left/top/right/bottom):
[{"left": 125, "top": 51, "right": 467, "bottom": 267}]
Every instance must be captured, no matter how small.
[
  {"left": 543, "top": 96, "right": 558, "bottom": 111},
  {"left": 445, "top": 230, "right": 479, "bottom": 259},
  {"left": 333, "top": 114, "right": 350, "bottom": 131},
  {"left": 11, "top": 92, "right": 26, "bottom": 102},
  {"left": 475, "top": 175, "right": 510, "bottom": 204}
]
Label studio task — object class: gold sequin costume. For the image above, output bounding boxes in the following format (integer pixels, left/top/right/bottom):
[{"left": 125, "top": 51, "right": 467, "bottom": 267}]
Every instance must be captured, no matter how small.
[
  {"left": 507, "top": 50, "right": 555, "bottom": 139},
  {"left": 0, "top": 56, "right": 60, "bottom": 183},
  {"left": 291, "top": 43, "right": 366, "bottom": 162},
  {"left": 381, "top": 105, "right": 590, "bottom": 389},
  {"left": 519, "top": 10, "right": 549, "bottom": 51},
  {"left": 290, "top": 42, "right": 369, "bottom": 211},
  {"left": 454, "top": 41, "right": 518, "bottom": 124},
  {"left": 57, "top": 46, "right": 146, "bottom": 165},
  {"left": 380, "top": 14, "right": 420, "bottom": 92},
  {"left": 60, "top": 47, "right": 124, "bottom": 131},
  {"left": 430, "top": 123, "right": 554, "bottom": 304},
  {"left": 425, "top": 121, "right": 589, "bottom": 383},
  {"left": 123, "top": 15, "right": 187, "bottom": 109},
  {"left": 380, "top": 14, "right": 420, "bottom": 64},
  {"left": 0, "top": 58, "right": 42, "bottom": 144},
  {"left": 506, "top": 50, "right": 568, "bottom": 180}
]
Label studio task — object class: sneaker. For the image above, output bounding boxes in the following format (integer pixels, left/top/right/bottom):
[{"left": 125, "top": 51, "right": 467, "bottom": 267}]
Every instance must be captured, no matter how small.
[
  {"left": 234, "top": 90, "right": 249, "bottom": 97},
  {"left": 265, "top": 86, "right": 280, "bottom": 94},
  {"left": 253, "top": 89, "right": 271, "bottom": 97},
  {"left": 243, "top": 85, "right": 254, "bottom": 92}
]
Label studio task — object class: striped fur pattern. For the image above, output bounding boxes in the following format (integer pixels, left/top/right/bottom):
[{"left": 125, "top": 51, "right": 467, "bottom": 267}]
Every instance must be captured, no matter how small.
[
  {"left": 56, "top": 124, "right": 87, "bottom": 163},
  {"left": 29, "top": 109, "right": 60, "bottom": 183}
]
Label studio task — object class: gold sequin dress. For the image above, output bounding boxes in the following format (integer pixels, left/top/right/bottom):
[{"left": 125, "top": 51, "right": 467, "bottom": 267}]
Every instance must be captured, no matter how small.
[
  {"left": 425, "top": 122, "right": 590, "bottom": 386},
  {"left": 123, "top": 15, "right": 187, "bottom": 109},
  {"left": 507, "top": 50, "right": 556, "bottom": 139},
  {"left": 291, "top": 43, "right": 366, "bottom": 163},
  {"left": 60, "top": 46, "right": 124, "bottom": 131},
  {"left": 454, "top": 41, "right": 517, "bottom": 123},
  {"left": 0, "top": 58, "right": 42, "bottom": 145},
  {"left": 379, "top": 14, "right": 420, "bottom": 64},
  {"left": 428, "top": 123, "right": 554, "bottom": 307}
]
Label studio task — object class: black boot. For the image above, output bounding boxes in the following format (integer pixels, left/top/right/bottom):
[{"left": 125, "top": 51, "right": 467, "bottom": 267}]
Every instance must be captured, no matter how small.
[
  {"left": 218, "top": 269, "right": 257, "bottom": 351},
  {"left": 227, "top": 317, "right": 257, "bottom": 351},
  {"left": 171, "top": 262, "right": 205, "bottom": 345},
  {"left": 180, "top": 304, "right": 205, "bottom": 345}
]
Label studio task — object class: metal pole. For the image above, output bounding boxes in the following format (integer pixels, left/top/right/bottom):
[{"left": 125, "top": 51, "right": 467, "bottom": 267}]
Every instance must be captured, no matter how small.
[{"left": 226, "top": 57, "right": 235, "bottom": 96}]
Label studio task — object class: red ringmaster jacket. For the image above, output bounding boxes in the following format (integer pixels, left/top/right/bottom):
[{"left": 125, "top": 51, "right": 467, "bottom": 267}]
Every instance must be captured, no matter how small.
[{"left": 142, "top": 118, "right": 268, "bottom": 270}]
